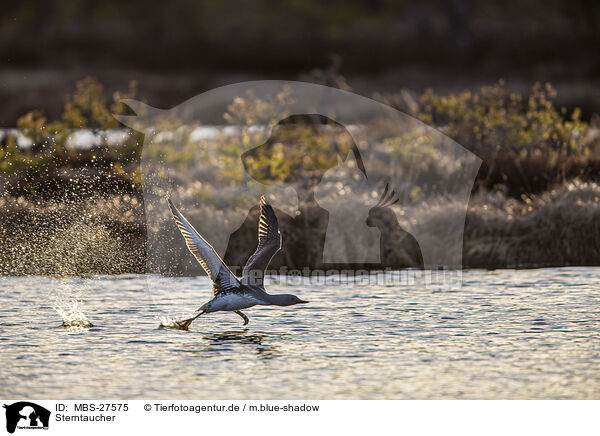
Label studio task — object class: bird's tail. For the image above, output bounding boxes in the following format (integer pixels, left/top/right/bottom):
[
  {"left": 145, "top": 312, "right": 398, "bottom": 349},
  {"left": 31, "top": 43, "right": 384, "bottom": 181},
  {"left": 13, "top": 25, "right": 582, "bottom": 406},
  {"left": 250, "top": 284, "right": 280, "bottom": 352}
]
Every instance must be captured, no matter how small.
[{"left": 197, "top": 302, "right": 210, "bottom": 312}]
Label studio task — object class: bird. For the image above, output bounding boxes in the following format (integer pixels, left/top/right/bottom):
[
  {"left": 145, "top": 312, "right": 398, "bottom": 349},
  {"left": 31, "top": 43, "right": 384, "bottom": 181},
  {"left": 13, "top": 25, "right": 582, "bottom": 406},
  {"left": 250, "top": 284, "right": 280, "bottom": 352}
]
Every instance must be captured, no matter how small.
[{"left": 166, "top": 196, "right": 308, "bottom": 330}]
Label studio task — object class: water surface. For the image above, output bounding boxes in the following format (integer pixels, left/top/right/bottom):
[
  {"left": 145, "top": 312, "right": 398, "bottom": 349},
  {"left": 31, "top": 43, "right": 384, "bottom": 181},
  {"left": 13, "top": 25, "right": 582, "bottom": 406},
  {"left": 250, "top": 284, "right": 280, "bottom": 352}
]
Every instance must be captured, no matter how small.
[{"left": 1, "top": 268, "right": 599, "bottom": 399}]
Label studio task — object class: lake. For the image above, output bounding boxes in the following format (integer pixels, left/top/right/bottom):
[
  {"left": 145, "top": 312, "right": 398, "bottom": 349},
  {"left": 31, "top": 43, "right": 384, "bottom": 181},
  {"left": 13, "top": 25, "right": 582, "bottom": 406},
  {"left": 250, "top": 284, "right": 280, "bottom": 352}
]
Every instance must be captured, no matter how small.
[{"left": 1, "top": 268, "right": 599, "bottom": 399}]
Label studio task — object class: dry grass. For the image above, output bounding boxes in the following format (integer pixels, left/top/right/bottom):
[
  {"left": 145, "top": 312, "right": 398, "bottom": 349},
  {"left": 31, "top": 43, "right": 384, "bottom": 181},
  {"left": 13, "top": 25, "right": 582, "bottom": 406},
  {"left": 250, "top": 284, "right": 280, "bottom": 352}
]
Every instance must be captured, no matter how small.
[
  {"left": 464, "top": 180, "right": 600, "bottom": 268},
  {"left": 2, "top": 179, "right": 599, "bottom": 274},
  {"left": 2, "top": 79, "right": 600, "bottom": 274}
]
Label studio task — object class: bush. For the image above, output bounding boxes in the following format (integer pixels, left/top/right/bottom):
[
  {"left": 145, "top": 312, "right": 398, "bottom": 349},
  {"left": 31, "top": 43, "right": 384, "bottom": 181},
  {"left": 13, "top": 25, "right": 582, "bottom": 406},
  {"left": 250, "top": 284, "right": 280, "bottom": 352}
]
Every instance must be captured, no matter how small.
[
  {"left": 1, "top": 77, "right": 143, "bottom": 198},
  {"left": 3, "top": 77, "right": 600, "bottom": 273},
  {"left": 417, "top": 81, "right": 600, "bottom": 195}
]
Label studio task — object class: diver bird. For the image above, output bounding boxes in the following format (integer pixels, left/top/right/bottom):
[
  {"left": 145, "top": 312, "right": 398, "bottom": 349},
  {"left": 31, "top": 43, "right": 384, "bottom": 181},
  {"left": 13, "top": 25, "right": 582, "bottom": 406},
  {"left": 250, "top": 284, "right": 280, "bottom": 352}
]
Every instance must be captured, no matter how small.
[{"left": 167, "top": 196, "right": 308, "bottom": 329}]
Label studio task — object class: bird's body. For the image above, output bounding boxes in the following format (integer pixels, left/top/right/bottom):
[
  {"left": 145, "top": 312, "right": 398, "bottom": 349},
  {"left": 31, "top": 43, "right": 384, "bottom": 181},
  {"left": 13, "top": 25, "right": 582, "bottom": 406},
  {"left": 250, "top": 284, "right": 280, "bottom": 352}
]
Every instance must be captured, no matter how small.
[
  {"left": 166, "top": 196, "right": 307, "bottom": 329},
  {"left": 201, "top": 291, "right": 261, "bottom": 313}
]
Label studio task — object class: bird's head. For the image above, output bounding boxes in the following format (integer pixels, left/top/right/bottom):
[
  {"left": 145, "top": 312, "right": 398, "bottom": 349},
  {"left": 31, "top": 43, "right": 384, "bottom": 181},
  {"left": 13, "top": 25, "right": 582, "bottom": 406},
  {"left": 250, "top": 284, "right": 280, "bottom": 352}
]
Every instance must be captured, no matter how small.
[{"left": 271, "top": 294, "right": 309, "bottom": 306}]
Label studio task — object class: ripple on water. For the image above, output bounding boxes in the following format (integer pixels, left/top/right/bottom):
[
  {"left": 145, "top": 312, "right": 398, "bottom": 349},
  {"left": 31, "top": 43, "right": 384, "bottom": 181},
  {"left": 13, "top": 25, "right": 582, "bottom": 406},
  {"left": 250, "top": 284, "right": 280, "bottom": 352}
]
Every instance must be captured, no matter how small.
[{"left": 0, "top": 270, "right": 599, "bottom": 399}]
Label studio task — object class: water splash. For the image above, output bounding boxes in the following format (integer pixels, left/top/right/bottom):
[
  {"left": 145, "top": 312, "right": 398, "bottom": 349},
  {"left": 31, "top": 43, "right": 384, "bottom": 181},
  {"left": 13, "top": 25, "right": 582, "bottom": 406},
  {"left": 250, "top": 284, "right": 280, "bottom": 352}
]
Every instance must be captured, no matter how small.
[
  {"left": 158, "top": 314, "right": 194, "bottom": 330},
  {"left": 55, "top": 301, "right": 93, "bottom": 328},
  {"left": 158, "top": 315, "right": 178, "bottom": 327},
  {"left": 49, "top": 279, "right": 93, "bottom": 329}
]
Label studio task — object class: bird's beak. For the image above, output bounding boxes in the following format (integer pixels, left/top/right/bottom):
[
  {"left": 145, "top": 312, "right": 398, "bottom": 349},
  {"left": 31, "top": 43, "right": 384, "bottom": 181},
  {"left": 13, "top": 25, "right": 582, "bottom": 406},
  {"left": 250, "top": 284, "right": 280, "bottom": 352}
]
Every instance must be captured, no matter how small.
[{"left": 299, "top": 300, "right": 309, "bottom": 304}]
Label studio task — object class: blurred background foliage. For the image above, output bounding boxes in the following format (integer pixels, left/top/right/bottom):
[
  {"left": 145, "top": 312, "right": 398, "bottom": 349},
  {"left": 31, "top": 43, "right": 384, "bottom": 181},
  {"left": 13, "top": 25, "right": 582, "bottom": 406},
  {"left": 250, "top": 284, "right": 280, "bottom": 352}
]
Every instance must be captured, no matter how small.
[
  {"left": 2, "top": 0, "right": 600, "bottom": 125},
  {"left": 2, "top": 0, "right": 600, "bottom": 273},
  {"left": 1, "top": 76, "right": 599, "bottom": 275},
  {"left": 2, "top": 0, "right": 599, "bottom": 70},
  {"left": 3, "top": 77, "right": 599, "bottom": 200},
  {"left": 1, "top": 78, "right": 141, "bottom": 198}
]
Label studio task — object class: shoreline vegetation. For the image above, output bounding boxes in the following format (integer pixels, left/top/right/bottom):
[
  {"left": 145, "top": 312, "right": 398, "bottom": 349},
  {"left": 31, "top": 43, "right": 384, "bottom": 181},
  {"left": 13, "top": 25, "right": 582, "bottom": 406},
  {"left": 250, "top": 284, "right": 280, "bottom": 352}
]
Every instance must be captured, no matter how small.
[{"left": 1, "top": 77, "right": 600, "bottom": 276}]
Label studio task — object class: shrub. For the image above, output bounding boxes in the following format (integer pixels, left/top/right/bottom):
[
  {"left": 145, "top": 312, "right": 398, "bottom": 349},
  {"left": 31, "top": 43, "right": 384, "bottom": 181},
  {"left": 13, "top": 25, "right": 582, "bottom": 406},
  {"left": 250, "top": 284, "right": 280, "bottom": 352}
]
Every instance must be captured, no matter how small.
[{"left": 417, "top": 81, "right": 600, "bottom": 195}]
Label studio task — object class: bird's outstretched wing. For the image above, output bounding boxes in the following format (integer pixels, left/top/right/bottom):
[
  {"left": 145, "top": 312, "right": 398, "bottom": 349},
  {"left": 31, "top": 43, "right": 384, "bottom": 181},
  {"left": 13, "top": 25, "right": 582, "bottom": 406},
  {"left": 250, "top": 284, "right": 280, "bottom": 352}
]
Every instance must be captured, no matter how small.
[
  {"left": 168, "top": 199, "right": 240, "bottom": 295},
  {"left": 242, "top": 196, "right": 282, "bottom": 287}
]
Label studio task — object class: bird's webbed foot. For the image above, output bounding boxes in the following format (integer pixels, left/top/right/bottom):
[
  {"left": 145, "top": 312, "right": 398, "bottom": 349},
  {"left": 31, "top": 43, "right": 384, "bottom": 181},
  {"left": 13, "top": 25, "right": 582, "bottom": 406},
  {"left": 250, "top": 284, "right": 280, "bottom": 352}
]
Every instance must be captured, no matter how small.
[{"left": 162, "top": 311, "right": 204, "bottom": 330}]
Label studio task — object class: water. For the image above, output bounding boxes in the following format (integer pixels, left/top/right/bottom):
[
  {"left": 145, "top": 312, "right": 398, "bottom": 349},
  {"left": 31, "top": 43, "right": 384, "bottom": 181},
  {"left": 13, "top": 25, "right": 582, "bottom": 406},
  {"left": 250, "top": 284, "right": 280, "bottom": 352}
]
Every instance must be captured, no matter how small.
[{"left": 1, "top": 268, "right": 599, "bottom": 399}]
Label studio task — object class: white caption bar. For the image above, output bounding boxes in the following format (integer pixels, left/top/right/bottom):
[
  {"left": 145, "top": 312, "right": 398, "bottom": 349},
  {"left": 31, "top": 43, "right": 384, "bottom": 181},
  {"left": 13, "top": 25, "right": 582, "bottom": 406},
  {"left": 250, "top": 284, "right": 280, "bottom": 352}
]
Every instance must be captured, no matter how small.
[{"left": 0, "top": 400, "right": 597, "bottom": 436}]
